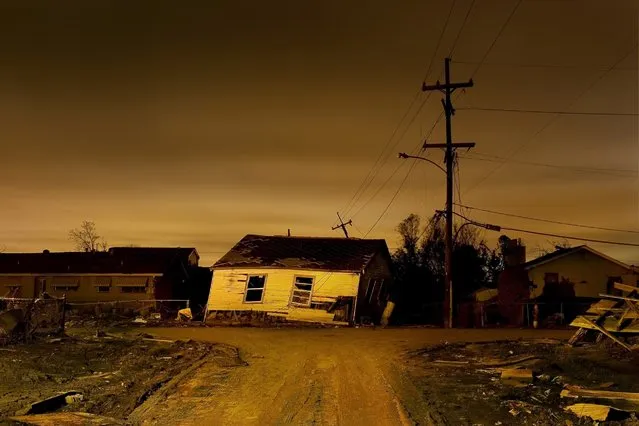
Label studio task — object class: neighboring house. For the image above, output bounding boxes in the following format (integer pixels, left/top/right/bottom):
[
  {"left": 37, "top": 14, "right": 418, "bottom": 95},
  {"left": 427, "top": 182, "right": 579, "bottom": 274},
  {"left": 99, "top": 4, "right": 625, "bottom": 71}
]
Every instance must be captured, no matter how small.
[
  {"left": 206, "top": 234, "right": 393, "bottom": 325},
  {"left": 0, "top": 247, "right": 209, "bottom": 309},
  {"left": 525, "top": 245, "right": 638, "bottom": 299}
]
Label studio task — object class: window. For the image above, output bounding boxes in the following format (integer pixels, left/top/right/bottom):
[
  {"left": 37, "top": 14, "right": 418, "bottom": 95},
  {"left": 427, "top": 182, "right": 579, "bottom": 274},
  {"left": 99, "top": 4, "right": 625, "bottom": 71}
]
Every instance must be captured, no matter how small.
[
  {"left": 544, "top": 273, "right": 559, "bottom": 285},
  {"left": 290, "top": 276, "right": 314, "bottom": 307},
  {"left": 244, "top": 275, "right": 266, "bottom": 303},
  {"left": 120, "top": 286, "right": 146, "bottom": 294},
  {"left": 377, "top": 279, "right": 386, "bottom": 302},
  {"left": 53, "top": 285, "right": 78, "bottom": 292},
  {"left": 96, "top": 286, "right": 111, "bottom": 293}
]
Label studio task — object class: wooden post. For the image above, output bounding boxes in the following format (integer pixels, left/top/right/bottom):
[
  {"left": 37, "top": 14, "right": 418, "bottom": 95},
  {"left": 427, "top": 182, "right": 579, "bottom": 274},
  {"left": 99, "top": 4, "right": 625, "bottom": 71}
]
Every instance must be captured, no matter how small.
[{"left": 60, "top": 294, "right": 67, "bottom": 334}]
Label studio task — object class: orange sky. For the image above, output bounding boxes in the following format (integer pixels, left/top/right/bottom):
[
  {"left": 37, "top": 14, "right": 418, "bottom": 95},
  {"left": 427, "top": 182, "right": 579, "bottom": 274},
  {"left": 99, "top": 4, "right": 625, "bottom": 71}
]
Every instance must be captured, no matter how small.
[{"left": 0, "top": 0, "right": 637, "bottom": 266}]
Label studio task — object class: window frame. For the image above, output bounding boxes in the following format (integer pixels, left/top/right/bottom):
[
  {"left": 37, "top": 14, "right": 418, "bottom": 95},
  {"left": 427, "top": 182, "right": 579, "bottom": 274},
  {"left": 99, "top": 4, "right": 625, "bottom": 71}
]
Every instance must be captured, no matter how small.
[
  {"left": 120, "top": 286, "right": 146, "bottom": 294},
  {"left": 96, "top": 286, "right": 111, "bottom": 293},
  {"left": 243, "top": 274, "right": 267, "bottom": 304},
  {"left": 365, "top": 278, "right": 378, "bottom": 303},
  {"left": 290, "top": 275, "right": 315, "bottom": 307}
]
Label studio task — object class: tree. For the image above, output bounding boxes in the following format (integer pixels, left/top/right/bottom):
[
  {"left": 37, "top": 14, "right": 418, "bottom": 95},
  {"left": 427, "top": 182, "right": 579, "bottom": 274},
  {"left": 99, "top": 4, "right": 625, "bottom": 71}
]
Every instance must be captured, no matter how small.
[
  {"left": 390, "top": 213, "right": 503, "bottom": 324},
  {"left": 68, "top": 221, "right": 108, "bottom": 252}
]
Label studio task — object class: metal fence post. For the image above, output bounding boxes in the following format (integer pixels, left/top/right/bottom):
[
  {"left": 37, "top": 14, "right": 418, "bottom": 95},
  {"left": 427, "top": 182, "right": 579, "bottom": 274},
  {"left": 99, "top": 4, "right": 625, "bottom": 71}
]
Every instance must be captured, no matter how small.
[{"left": 60, "top": 294, "right": 67, "bottom": 334}]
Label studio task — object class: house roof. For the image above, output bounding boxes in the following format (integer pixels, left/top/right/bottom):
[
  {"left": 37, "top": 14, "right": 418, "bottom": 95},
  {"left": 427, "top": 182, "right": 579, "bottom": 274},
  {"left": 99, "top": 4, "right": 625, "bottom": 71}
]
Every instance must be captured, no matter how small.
[
  {"left": 0, "top": 247, "right": 197, "bottom": 274},
  {"left": 524, "top": 245, "right": 633, "bottom": 271},
  {"left": 213, "top": 234, "right": 389, "bottom": 272}
]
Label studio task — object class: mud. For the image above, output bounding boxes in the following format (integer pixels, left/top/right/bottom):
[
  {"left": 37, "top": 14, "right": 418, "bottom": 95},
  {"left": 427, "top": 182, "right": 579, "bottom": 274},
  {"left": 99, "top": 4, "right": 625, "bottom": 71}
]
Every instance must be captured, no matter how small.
[
  {"left": 405, "top": 339, "right": 639, "bottom": 425},
  {"left": 0, "top": 332, "right": 235, "bottom": 424}
]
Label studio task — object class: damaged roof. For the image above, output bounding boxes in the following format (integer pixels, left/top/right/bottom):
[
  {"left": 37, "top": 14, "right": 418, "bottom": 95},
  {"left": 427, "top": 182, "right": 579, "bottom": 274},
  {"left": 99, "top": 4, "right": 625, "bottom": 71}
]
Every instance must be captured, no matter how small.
[
  {"left": 0, "top": 247, "right": 197, "bottom": 274},
  {"left": 213, "top": 234, "right": 389, "bottom": 272}
]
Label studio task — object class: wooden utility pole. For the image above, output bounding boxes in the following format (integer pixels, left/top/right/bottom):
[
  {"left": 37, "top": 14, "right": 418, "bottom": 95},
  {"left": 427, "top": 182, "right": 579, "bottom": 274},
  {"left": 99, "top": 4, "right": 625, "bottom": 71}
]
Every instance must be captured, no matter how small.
[
  {"left": 332, "top": 212, "right": 352, "bottom": 238},
  {"left": 422, "top": 58, "right": 475, "bottom": 328}
]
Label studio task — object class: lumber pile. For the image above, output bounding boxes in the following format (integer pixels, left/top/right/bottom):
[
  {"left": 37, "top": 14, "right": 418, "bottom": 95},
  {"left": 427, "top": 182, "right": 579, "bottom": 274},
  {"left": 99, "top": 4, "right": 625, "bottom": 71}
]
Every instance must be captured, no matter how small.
[{"left": 568, "top": 282, "right": 639, "bottom": 351}]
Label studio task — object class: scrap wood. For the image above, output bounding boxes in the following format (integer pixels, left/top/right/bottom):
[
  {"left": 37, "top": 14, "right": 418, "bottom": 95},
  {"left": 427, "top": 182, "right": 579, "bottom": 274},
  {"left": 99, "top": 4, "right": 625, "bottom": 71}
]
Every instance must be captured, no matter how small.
[
  {"left": 564, "top": 403, "right": 627, "bottom": 422},
  {"left": 432, "top": 360, "right": 469, "bottom": 366},
  {"left": 480, "top": 354, "right": 539, "bottom": 368},
  {"left": 570, "top": 316, "right": 639, "bottom": 334},
  {"left": 10, "top": 412, "right": 125, "bottom": 426},
  {"left": 500, "top": 368, "right": 533, "bottom": 382},
  {"left": 577, "top": 316, "right": 632, "bottom": 351},
  {"left": 598, "top": 293, "right": 639, "bottom": 304},
  {"left": 613, "top": 282, "right": 639, "bottom": 293},
  {"left": 561, "top": 385, "right": 639, "bottom": 402}
]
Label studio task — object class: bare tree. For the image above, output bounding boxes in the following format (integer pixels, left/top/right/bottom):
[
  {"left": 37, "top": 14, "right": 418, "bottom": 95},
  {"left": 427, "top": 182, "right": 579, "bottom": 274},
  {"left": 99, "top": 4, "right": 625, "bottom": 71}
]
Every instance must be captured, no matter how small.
[{"left": 68, "top": 221, "right": 108, "bottom": 252}]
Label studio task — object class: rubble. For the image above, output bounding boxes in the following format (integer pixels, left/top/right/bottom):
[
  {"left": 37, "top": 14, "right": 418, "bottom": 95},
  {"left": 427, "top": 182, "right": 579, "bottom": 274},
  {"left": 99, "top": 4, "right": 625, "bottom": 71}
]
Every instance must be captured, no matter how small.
[
  {"left": 10, "top": 412, "right": 126, "bottom": 425},
  {"left": 16, "top": 391, "right": 83, "bottom": 415},
  {"left": 568, "top": 282, "right": 639, "bottom": 351},
  {"left": 564, "top": 403, "right": 629, "bottom": 422}
]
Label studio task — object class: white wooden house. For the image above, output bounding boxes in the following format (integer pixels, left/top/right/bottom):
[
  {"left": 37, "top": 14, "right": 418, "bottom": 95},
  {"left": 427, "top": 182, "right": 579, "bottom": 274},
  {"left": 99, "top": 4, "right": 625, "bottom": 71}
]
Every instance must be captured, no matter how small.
[{"left": 205, "top": 234, "right": 393, "bottom": 325}]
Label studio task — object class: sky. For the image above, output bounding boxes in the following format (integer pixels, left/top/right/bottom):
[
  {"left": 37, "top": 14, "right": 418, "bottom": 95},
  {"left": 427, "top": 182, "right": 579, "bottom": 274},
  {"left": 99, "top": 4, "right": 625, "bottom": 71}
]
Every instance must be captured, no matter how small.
[{"left": 0, "top": 0, "right": 637, "bottom": 266}]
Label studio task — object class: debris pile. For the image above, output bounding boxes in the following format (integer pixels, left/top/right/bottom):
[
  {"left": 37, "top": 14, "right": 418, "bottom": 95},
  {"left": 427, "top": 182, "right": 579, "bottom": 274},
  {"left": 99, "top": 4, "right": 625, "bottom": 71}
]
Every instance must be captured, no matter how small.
[{"left": 568, "top": 282, "right": 639, "bottom": 351}]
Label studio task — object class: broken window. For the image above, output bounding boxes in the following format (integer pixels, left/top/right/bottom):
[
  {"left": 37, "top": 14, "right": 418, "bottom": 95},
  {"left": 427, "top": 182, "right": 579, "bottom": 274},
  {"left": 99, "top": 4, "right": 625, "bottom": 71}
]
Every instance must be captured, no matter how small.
[
  {"left": 377, "top": 279, "right": 386, "bottom": 302},
  {"left": 120, "top": 286, "right": 146, "bottom": 294},
  {"left": 244, "top": 275, "right": 266, "bottom": 303},
  {"left": 365, "top": 278, "right": 378, "bottom": 303},
  {"left": 290, "top": 276, "right": 314, "bottom": 307}
]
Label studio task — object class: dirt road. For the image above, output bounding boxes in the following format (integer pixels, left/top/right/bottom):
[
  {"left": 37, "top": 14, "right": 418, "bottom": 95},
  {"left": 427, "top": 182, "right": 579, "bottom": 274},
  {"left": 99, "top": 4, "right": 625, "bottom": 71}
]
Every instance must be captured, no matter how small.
[{"left": 130, "top": 327, "right": 572, "bottom": 425}]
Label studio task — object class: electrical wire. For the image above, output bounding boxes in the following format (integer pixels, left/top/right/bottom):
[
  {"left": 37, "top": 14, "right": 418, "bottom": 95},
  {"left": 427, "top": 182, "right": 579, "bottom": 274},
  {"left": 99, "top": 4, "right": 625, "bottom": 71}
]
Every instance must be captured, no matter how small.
[
  {"left": 452, "top": 211, "right": 639, "bottom": 247},
  {"left": 457, "top": 153, "right": 638, "bottom": 177},
  {"left": 338, "top": 0, "right": 458, "bottom": 222},
  {"left": 468, "top": 0, "right": 523, "bottom": 78},
  {"left": 453, "top": 204, "right": 639, "bottom": 235},
  {"left": 449, "top": 0, "right": 476, "bottom": 57},
  {"left": 451, "top": 59, "right": 638, "bottom": 71},
  {"left": 463, "top": 42, "right": 638, "bottom": 196},
  {"left": 457, "top": 106, "right": 638, "bottom": 117}
]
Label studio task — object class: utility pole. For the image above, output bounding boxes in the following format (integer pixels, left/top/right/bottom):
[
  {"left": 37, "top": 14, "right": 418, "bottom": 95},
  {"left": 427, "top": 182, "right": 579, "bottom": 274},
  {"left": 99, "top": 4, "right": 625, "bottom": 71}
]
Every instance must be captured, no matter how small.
[
  {"left": 332, "top": 212, "right": 352, "bottom": 238},
  {"left": 422, "top": 58, "right": 475, "bottom": 328}
]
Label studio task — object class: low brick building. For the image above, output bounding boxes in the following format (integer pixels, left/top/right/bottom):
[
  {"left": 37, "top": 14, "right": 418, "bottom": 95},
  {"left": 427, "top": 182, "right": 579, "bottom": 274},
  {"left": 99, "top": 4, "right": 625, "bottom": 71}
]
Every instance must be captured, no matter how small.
[{"left": 0, "top": 247, "right": 209, "bottom": 310}]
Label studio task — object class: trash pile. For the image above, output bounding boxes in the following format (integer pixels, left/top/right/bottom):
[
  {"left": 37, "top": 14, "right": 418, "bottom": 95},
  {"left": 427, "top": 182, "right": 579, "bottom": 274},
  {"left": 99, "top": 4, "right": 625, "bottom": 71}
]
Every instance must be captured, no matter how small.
[
  {"left": 0, "top": 293, "right": 66, "bottom": 345},
  {"left": 411, "top": 339, "right": 639, "bottom": 424},
  {"left": 568, "top": 282, "right": 639, "bottom": 351}
]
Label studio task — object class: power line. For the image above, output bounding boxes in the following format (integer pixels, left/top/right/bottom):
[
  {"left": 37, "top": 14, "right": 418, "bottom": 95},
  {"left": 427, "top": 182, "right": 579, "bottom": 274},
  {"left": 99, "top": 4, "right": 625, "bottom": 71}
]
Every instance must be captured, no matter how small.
[
  {"left": 463, "top": 42, "right": 638, "bottom": 196},
  {"left": 455, "top": 204, "right": 639, "bottom": 235},
  {"left": 458, "top": 106, "right": 638, "bottom": 117},
  {"left": 453, "top": 211, "right": 639, "bottom": 247},
  {"left": 449, "top": 0, "right": 476, "bottom": 57},
  {"left": 468, "top": 0, "right": 523, "bottom": 78},
  {"left": 451, "top": 59, "right": 637, "bottom": 71},
  {"left": 339, "top": 0, "right": 458, "bottom": 221},
  {"left": 352, "top": 110, "right": 446, "bottom": 220},
  {"left": 497, "top": 226, "right": 639, "bottom": 248},
  {"left": 458, "top": 153, "right": 638, "bottom": 177}
]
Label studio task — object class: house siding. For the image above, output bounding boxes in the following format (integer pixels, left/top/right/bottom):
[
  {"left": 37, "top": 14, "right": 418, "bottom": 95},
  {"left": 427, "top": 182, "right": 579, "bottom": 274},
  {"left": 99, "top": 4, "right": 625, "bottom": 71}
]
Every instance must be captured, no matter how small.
[
  {"left": 207, "top": 268, "right": 360, "bottom": 322},
  {"left": 355, "top": 252, "right": 393, "bottom": 323},
  {"left": 0, "top": 274, "right": 158, "bottom": 301},
  {"left": 528, "top": 250, "right": 633, "bottom": 298}
]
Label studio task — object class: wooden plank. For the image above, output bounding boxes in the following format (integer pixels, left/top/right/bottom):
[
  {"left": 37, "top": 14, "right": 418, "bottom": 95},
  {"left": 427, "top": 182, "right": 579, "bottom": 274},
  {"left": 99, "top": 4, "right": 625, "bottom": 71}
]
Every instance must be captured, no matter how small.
[
  {"left": 571, "top": 316, "right": 639, "bottom": 333},
  {"left": 617, "top": 307, "right": 630, "bottom": 330},
  {"left": 500, "top": 368, "right": 533, "bottom": 382},
  {"left": 578, "top": 316, "right": 632, "bottom": 351},
  {"left": 586, "top": 299, "right": 618, "bottom": 314},
  {"left": 599, "top": 293, "right": 639, "bottom": 303},
  {"left": 564, "top": 403, "right": 613, "bottom": 421},
  {"left": 614, "top": 282, "right": 639, "bottom": 293},
  {"left": 480, "top": 355, "right": 540, "bottom": 368},
  {"left": 562, "top": 385, "right": 639, "bottom": 402}
]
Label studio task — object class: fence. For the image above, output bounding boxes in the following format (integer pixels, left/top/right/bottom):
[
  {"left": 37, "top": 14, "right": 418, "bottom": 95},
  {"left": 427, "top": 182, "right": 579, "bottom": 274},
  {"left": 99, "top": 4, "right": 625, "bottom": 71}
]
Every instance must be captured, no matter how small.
[
  {"left": 391, "top": 300, "right": 594, "bottom": 328},
  {"left": 0, "top": 295, "right": 66, "bottom": 344},
  {"left": 65, "top": 299, "right": 191, "bottom": 320}
]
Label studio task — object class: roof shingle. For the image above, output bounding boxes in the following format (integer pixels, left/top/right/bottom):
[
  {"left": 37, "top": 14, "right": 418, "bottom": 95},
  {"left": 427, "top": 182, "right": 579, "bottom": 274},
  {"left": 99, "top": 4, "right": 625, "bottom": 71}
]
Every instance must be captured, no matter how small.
[{"left": 213, "top": 234, "right": 389, "bottom": 272}]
